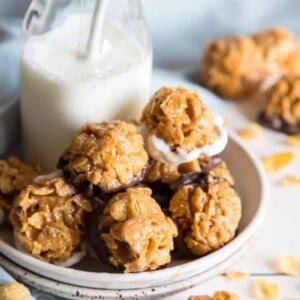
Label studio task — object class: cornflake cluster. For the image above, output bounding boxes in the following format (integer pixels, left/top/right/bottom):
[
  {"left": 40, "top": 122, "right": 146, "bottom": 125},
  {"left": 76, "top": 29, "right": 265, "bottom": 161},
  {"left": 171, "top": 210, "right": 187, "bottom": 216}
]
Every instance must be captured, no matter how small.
[
  {"left": 0, "top": 156, "right": 41, "bottom": 223},
  {"left": 259, "top": 74, "right": 300, "bottom": 134},
  {"left": 9, "top": 86, "right": 241, "bottom": 273},
  {"left": 201, "top": 28, "right": 300, "bottom": 100}
]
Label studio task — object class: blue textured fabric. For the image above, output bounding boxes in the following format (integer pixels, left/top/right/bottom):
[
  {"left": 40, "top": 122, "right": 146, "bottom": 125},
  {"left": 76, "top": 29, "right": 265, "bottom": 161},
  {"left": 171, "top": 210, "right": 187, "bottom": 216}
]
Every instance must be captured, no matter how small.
[
  {"left": 0, "top": 266, "right": 63, "bottom": 299},
  {"left": 0, "top": 267, "right": 36, "bottom": 300}
]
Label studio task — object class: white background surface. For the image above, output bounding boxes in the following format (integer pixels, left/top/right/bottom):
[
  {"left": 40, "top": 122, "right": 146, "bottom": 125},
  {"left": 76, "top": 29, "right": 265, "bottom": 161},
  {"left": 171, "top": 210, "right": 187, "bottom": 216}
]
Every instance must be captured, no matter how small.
[{"left": 0, "top": 0, "right": 299, "bottom": 299}]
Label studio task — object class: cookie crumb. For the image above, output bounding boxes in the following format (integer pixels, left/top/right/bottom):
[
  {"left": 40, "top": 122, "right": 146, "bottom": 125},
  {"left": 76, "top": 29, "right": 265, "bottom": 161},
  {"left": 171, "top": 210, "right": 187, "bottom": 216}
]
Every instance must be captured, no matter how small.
[
  {"left": 188, "top": 291, "right": 240, "bottom": 300},
  {"left": 286, "top": 134, "right": 300, "bottom": 147},
  {"left": 0, "top": 282, "right": 31, "bottom": 300},
  {"left": 253, "top": 279, "right": 279, "bottom": 300},
  {"left": 278, "top": 255, "right": 300, "bottom": 276},
  {"left": 238, "top": 123, "right": 263, "bottom": 141},
  {"left": 279, "top": 176, "right": 300, "bottom": 186},
  {"left": 261, "top": 152, "right": 294, "bottom": 173},
  {"left": 225, "top": 271, "right": 248, "bottom": 281}
]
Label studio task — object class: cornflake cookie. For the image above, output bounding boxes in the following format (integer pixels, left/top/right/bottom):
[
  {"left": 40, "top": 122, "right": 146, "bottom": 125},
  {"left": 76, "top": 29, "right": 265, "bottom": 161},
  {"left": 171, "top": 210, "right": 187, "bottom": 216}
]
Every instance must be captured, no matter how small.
[
  {"left": 97, "top": 187, "right": 178, "bottom": 273},
  {"left": 259, "top": 75, "right": 300, "bottom": 134},
  {"left": 253, "top": 28, "right": 300, "bottom": 74},
  {"left": 201, "top": 27, "right": 300, "bottom": 100},
  {"left": 200, "top": 36, "right": 264, "bottom": 99},
  {"left": 0, "top": 157, "right": 40, "bottom": 222},
  {"left": 0, "top": 282, "right": 31, "bottom": 300},
  {"left": 188, "top": 291, "right": 240, "bottom": 300},
  {"left": 169, "top": 179, "right": 241, "bottom": 256},
  {"left": 57, "top": 121, "right": 148, "bottom": 195},
  {"left": 141, "top": 87, "right": 227, "bottom": 165},
  {"left": 10, "top": 177, "right": 92, "bottom": 265}
]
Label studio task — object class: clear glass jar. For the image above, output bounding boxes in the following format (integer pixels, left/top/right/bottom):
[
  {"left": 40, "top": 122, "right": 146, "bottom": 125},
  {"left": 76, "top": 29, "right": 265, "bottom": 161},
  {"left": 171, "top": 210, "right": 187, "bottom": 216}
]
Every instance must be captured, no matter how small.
[{"left": 21, "top": 0, "right": 152, "bottom": 171}]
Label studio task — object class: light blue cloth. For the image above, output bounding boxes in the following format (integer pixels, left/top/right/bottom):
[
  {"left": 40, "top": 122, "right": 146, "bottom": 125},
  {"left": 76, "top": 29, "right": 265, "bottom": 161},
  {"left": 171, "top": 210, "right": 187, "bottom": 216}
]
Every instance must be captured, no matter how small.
[{"left": 0, "top": 266, "right": 65, "bottom": 299}]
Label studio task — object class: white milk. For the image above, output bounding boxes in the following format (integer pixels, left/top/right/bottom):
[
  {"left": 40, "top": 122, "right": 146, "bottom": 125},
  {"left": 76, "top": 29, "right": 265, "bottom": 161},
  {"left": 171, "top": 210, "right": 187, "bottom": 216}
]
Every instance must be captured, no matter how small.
[{"left": 21, "top": 14, "right": 152, "bottom": 171}]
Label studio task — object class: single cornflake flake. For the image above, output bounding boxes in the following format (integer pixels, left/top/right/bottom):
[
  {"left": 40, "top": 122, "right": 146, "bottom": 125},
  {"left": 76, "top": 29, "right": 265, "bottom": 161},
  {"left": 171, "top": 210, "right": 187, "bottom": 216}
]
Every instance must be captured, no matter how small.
[
  {"left": 279, "top": 176, "right": 300, "bottom": 187},
  {"left": 238, "top": 123, "right": 263, "bottom": 141},
  {"left": 225, "top": 271, "right": 248, "bottom": 281},
  {"left": 261, "top": 152, "right": 294, "bottom": 173},
  {"left": 278, "top": 255, "right": 300, "bottom": 276},
  {"left": 253, "top": 279, "right": 279, "bottom": 300}
]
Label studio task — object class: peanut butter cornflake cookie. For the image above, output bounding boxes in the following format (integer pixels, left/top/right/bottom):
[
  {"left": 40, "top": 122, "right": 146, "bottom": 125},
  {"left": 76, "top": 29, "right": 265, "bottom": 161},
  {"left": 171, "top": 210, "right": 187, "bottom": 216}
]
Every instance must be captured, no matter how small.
[
  {"left": 259, "top": 75, "right": 300, "bottom": 134},
  {"left": 90, "top": 187, "right": 177, "bottom": 273},
  {"left": 10, "top": 177, "right": 92, "bottom": 266},
  {"left": 200, "top": 35, "right": 264, "bottom": 99},
  {"left": 0, "top": 156, "right": 41, "bottom": 223},
  {"left": 141, "top": 86, "right": 227, "bottom": 165},
  {"left": 57, "top": 120, "right": 148, "bottom": 196},
  {"left": 201, "top": 27, "right": 300, "bottom": 100},
  {"left": 169, "top": 178, "right": 241, "bottom": 256}
]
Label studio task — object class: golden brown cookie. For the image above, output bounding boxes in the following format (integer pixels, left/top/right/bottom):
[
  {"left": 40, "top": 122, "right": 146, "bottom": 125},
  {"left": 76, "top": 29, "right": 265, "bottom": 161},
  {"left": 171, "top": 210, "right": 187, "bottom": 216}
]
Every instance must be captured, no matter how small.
[
  {"left": 169, "top": 179, "right": 241, "bottom": 256},
  {"left": 10, "top": 177, "right": 92, "bottom": 265},
  {"left": 57, "top": 121, "right": 148, "bottom": 195},
  {"left": 254, "top": 27, "right": 300, "bottom": 74},
  {"left": 141, "top": 87, "right": 225, "bottom": 164},
  {"left": 259, "top": 74, "right": 300, "bottom": 134},
  {"left": 200, "top": 36, "right": 264, "bottom": 99},
  {"left": 96, "top": 187, "right": 177, "bottom": 272},
  {"left": 0, "top": 157, "right": 41, "bottom": 222},
  {"left": 201, "top": 27, "right": 300, "bottom": 100}
]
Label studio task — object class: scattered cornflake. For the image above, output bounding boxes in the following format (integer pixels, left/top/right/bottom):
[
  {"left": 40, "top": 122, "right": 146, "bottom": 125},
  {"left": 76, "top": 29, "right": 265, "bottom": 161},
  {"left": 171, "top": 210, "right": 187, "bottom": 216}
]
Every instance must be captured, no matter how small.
[
  {"left": 188, "top": 296, "right": 211, "bottom": 300},
  {"left": 261, "top": 152, "right": 294, "bottom": 174},
  {"left": 237, "top": 123, "right": 263, "bottom": 141},
  {"left": 278, "top": 255, "right": 300, "bottom": 276},
  {"left": 253, "top": 279, "right": 279, "bottom": 300},
  {"left": 225, "top": 271, "right": 248, "bottom": 281},
  {"left": 286, "top": 134, "right": 300, "bottom": 147},
  {"left": 279, "top": 176, "right": 300, "bottom": 187},
  {"left": 188, "top": 291, "right": 240, "bottom": 300}
]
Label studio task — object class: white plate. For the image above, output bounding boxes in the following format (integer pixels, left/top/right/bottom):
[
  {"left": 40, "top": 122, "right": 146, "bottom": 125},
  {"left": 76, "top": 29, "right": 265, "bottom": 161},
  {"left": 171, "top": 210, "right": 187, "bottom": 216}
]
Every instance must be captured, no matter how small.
[
  {"left": 0, "top": 233, "right": 256, "bottom": 300},
  {"left": 0, "top": 133, "right": 269, "bottom": 291}
]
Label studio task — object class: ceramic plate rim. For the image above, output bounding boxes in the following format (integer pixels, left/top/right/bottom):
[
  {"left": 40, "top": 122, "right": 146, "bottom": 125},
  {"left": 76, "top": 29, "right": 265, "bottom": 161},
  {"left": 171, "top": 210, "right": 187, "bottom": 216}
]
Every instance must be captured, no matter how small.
[{"left": 0, "top": 232, "right": 256, "bottom": 300}]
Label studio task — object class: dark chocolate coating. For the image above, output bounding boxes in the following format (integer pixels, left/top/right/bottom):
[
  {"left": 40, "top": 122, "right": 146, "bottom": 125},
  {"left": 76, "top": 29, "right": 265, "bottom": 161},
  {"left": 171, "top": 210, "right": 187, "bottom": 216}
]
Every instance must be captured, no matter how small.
[
  {"left": 57, "top": 157, "right": 147, "bottom": 199},
  {"left": 86, "top": 205, "right": 112, "bottom": 268},
  {"left": 259, "top": 112, "right": 300, "bottom": 135},
  {"left": 144, "top": 156, "right": 222, "bottom": 206}
]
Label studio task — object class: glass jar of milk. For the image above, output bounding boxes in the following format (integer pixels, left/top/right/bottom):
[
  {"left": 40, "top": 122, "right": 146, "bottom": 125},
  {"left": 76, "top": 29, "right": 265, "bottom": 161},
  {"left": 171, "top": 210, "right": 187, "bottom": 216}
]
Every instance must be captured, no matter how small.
[{"left": 21, "top": 0, "right": 152, "bottom": 171}]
